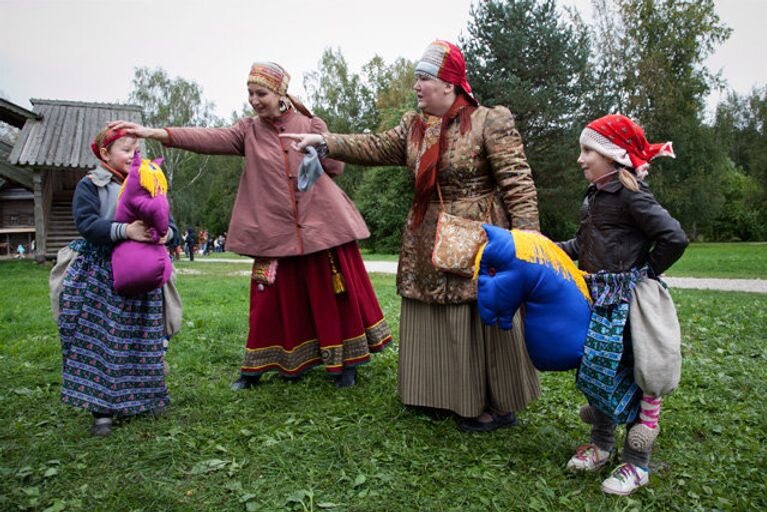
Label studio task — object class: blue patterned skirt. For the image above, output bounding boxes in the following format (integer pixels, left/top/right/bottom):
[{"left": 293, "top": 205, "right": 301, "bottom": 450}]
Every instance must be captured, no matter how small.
[
  {"left": 575, "top": 268, "right": 646, "bottom": 424},
  {"left": 58, "top": 240, "right": 169, "bottom": 416}
]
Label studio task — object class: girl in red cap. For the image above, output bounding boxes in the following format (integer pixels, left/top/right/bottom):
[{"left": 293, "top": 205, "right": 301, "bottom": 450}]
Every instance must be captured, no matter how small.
[{"left": 559, "top": 114, "right": 688, "bottom": 495}]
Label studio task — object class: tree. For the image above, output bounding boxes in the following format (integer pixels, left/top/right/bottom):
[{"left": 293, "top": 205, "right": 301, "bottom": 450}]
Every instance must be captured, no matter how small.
[
  {"left": 354, "top": 58, "right": 417, "bottom": 253},
  {"left": 304, "top": 51, "right": 417, "bottom": 252},
  {"left": 712, "top": 87, "right": 767, "bottom": 240},
  {"left": 715, "top": 87, "right": 767, "bottom": 190},
  {"left": 589, "top": 0, "right": 731, "bottom": 239},
  {"left": 370, "top": 57, "right": 418, "bottom": 130},
  {"left": 303, "top": 48, "right": 378, "bottom": 134},
  {"left": 462, "top": 0, "right": 596, "bottom": 239},
  {"left": 128, "top": 67, "right": 246, "bottom": 236},
  {"left": 303, "top": 48, "right": 380, "bottom": 198},
  {"left": 129, "top": 67, "right": 218, "bottom": 192}
]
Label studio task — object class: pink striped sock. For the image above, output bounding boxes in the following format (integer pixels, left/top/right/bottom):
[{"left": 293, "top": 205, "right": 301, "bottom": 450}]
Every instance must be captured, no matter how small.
[{"left": 638, "top": 394, "right": 662, "bottom": 429}]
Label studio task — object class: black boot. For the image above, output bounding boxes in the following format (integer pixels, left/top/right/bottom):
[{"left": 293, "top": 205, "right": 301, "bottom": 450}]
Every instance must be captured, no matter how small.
[
  {"left": 335, "top": 367, "right": 357, "bottom": 388},
  {"left": 91, "top": 412, "right": 113, "bottom": 437},
  {"left": 231, "top": 375, "right": 260, "bottom": 390}
]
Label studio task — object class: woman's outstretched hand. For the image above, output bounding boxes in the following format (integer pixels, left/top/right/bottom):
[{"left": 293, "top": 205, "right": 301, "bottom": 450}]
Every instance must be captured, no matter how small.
[
  {"left": 279, "top": 133, "right": 324, "bottom": 152},
  {"left": 107, "top": 120, "right": 169, "bottom": 143}
]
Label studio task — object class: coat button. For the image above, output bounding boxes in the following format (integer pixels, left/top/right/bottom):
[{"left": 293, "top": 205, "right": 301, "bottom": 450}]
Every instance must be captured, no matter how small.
[{"left": 488, "top": 267, "right": 496, "bottom": 276}]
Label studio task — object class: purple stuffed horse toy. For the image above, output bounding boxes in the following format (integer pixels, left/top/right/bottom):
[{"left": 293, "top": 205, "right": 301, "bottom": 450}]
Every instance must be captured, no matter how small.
[{"left": 112, "top": 152, "right": 172, "bottom": 296}]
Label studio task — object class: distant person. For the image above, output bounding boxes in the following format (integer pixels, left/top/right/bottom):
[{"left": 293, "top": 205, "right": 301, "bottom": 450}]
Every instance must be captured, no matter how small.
[
  {"left": 109, "top": 61, "right": 392, "bottom": 389},
  {"left": 199, "top": 229, "right": 209, "bottom": 256},
  {"left": 15, "top": 243, "right": 26, "bottom": 259},
  {"left": 185, "top": 227, "right": 197, "bottom": 261},
  {"left": 51, "top": 128, "right": 178, "bottom": 436},
  {"left": 559, "top": 114, "right": 688, "bottom": 495},
  {"left": 167, "top": 226, "right": 181, "bottom": 261}
]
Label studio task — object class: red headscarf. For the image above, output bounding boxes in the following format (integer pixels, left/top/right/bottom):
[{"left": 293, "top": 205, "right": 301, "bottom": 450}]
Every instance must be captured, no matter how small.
[
  {"left": 414, "top": 40, "right": 478, "bottom": 106},
  {"left": 583, "top": 115, "right": 674, "bottom": 175},
  {"left": 410, "top": 41, "right": 479, "bottom": 229}
]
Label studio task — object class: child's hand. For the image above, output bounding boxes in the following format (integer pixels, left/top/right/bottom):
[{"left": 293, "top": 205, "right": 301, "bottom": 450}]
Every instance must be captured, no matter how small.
[
  {"left": 126, "top": 220, "right": 153, "bottom": 242},
  {"left": 157, "top": 232, "right": 170, "bottom": 245}
]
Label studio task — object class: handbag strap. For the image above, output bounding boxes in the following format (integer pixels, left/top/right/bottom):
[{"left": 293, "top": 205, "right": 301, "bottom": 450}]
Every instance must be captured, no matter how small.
[{"left": 436, "top": 181, "right": 492, "bottom": 222}]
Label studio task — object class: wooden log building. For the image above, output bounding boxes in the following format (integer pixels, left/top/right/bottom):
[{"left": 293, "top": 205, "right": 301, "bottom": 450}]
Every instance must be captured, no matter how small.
[
  {"left": 0, "top": 99, "right": 38, "bottom": 257},
  {"left": 2, "top": 98, "right": 142, "bottom": 261}
]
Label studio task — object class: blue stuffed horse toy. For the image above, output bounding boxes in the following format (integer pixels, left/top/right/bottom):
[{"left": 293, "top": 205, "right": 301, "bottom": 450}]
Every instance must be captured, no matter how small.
[{"left": 475, "top": 225, "right": 592, "bottom": 371}]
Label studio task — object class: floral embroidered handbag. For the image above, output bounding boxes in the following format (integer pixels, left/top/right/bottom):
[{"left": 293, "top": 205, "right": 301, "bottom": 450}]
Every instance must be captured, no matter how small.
[{"left": 431, "top": 183, "right": 489, "bottom": 278}]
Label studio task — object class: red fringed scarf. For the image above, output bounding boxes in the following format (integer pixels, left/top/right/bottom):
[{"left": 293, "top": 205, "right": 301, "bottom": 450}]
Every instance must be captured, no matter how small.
[
  {"left": 100, "top": 162, "right": 128, "bottom": 184},
  {"left": 410, "top": 94, "right": 477, "bottom": 229}
]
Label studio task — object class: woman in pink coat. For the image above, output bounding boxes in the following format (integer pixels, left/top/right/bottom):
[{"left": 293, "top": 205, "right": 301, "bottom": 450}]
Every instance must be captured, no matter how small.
[{"left": 111, "top": 62, "right": 392, "bottom": 389}]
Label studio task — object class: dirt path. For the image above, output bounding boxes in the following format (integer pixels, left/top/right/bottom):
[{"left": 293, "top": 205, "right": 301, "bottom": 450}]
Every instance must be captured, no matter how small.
[{"left": 185, "top": 259, "right": 767, "bottom": 293}]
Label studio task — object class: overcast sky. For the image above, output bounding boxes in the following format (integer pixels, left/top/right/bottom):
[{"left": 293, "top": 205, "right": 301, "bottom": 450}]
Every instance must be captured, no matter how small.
[{"left": 1, "top": 0, "right": 764, "bottom": 121}]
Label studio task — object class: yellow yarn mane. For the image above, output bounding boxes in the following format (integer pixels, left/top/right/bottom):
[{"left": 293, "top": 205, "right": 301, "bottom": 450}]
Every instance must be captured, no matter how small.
[
  {"left": 118, "top": 159, "right": 168, "bottom": 200},
  {"left": 512, "top": 230, "right": 591, "bottom": 303}
]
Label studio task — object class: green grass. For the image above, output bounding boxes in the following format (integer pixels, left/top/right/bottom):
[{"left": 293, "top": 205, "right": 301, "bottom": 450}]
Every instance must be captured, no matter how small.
[
  {"left": 657, "top": 242, "right": 766, "bottom": 279},
  {"left": 196, "top": 252, "right": 251, "bottom": 260},
  {"left": 1, "top": 260, "right": 766, "bottom": 511},
  {"left": 359, "top": 250, "right": 400, "bottom": 262}
]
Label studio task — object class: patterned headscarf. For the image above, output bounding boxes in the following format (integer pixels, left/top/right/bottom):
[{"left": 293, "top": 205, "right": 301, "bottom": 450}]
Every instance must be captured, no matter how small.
[
  {"left": 415, "top": 40, "right": 478, "bottom": 106},
  {"left": 580, "top": 114, "right": 675, "bottom": 178},
  {"left": 247, "top": 62, "right": 290, "bottom": 96},
  {"left": 91, "top": 128, "right": 129, "bottom": 161},
  {"left": 246, "top": 61, "right": 312, "bottom": 117}
]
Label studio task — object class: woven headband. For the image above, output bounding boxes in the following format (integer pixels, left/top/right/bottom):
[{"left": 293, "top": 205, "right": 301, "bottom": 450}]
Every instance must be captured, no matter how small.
[{"left": 91, "top": 129, "right": 129, "bottom": 161}]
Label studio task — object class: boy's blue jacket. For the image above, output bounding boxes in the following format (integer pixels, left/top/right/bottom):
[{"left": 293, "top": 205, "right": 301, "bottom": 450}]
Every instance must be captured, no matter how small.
[{"left": 476, "top": 225, "right": 592, "bottom": 372}]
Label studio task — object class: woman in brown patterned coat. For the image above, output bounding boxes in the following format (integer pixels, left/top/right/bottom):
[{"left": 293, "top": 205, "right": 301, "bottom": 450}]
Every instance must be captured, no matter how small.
[{"left": 284, "top": 41, "right": 540, "bottom": 431}]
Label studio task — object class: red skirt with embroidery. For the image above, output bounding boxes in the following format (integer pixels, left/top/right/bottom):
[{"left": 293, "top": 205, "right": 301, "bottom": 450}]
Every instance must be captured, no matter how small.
[{"left": 241, "top": 241, "right": 392, "bottom": 377}]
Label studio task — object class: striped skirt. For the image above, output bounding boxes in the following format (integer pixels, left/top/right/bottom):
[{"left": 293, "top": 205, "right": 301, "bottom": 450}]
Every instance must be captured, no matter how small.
[
  {"left": 398, "top": 298, "right": 540, "bottom": 418},
  {"left": 241, "top": 241, "right": 392, "bottom": 377},
  {"left": 58, "top": 240, "right": 169, "bottom": 416}
]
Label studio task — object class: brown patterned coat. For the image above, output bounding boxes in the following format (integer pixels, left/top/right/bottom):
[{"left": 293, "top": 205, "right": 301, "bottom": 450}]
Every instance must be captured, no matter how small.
[{"left": 327, "top": 106, "right": 540, "bottom": 304}]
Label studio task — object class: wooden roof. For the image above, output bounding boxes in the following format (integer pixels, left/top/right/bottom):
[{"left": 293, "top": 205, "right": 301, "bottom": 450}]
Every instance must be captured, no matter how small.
[
  {"left": 0, "top": 140, "right": 32, "bottom": 189},
  {"left": 8, "top": 99, "right": 143, "bottom": 170},
  {"left": 0, "top": 98, "right": 41, "bottom": 128}
]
